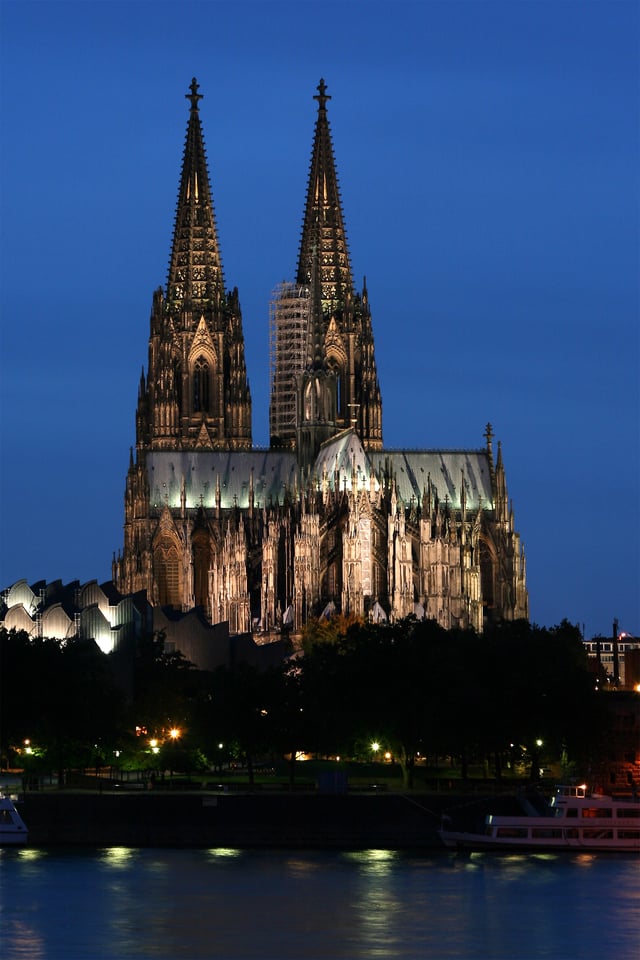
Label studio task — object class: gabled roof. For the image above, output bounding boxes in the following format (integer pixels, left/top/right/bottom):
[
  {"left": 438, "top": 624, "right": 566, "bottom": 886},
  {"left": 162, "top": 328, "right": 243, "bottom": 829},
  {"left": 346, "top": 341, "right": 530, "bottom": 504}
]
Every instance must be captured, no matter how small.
[
  {"left": 370, "top": 449, "right": 494, "bottom": 511},
  {"left": 313, "top": 429, "right": 372, "bottom": 485},
  {"left": 313, "top": 429, "right": 493, "bottom": 509},
  {"left": 146, "top": 434, "right": 493, "bottom": 512},
  {"left": 147, "top": 449, "right": 298, "bottom": 510}
]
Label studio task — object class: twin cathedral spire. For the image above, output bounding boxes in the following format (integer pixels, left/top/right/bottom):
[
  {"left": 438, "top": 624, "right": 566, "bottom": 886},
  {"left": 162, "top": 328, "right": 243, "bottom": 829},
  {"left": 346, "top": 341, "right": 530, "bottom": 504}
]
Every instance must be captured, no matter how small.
[
  {"left": 136, "top": 77, "right": 382, "bottom": 462},
  {"left": 116, "top": 78, "right": 528, "bottom": 632}
]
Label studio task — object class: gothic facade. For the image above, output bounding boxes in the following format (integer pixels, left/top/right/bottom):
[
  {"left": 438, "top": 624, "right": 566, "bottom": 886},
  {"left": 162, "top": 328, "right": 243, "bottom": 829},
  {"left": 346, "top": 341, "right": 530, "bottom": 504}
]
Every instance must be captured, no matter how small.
[{"left": 113, "top": 78, "right": 528, "bottom": 635}]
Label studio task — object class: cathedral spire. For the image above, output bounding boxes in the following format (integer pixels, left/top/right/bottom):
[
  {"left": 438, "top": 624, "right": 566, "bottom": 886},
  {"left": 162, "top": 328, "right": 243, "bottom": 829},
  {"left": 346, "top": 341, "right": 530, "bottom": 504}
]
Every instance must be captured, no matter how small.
[
  {"left": 138, "top": 79, "right": 252, "bottom": 452},
  {"left": 166, "top": 77, "right": 225, "bottom": 308},
  {"left": 297, "top": 78, "right": 353, "bottom": 305}
]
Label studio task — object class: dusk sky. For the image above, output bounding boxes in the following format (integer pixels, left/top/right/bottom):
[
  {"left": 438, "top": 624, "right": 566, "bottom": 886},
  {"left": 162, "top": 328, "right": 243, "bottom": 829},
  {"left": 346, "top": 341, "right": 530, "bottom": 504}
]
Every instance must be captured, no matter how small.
[{"left": 1, "top": 1, "right": 638, "bottom": 639}]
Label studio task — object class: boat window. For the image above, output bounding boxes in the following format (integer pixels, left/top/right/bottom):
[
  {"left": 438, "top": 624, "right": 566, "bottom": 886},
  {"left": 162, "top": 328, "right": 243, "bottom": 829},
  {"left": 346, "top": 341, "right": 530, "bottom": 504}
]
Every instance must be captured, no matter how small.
[
  {"left": 617, "top": 830, "right": 640, "bottom": 839},
  {"left": 496, "top": 827, "right": 528, "bottom": 838},
  {"left": 618, "top": 808, "right": 640, "bottom": 818},
  {"left": 582, "top": 807, "right": 611, "bottom": 818},
  {"left": 582, "top": 829, "right": 614, "bottom": 840},
  {"left": 531, "top": 828, "right": 563, "bottom": 839},
  {"left": 564, "top": 828, "right": 579, "bottom": 839},
  {"left": 565, "top": 808, "right": 578, "bottom": 818}
]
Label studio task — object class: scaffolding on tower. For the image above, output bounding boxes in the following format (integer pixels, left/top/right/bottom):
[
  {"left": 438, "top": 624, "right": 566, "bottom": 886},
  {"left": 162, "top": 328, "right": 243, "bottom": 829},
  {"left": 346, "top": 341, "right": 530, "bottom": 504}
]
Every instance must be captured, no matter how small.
[{"left": 269, "top": 282, "right": 311, "bottom": 447}]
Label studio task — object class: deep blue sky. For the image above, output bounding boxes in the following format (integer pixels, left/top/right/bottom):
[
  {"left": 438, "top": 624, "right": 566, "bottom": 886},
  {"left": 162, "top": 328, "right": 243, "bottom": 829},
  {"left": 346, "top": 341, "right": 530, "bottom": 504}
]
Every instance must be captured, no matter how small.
[{"left": 1, "top": 1, "right": 638, "bottom": 638}]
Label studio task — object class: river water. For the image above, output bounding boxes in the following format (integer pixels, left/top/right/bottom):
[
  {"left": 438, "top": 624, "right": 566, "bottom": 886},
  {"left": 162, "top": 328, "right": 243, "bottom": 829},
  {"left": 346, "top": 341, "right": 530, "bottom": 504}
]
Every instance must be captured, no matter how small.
[{"left": 1, "top": 846, "right": 638, "bottom": 959}]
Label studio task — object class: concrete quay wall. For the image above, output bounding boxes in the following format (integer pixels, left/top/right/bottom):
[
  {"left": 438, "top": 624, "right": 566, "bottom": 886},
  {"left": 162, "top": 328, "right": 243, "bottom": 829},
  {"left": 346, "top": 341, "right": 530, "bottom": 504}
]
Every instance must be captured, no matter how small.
[{"left": 19, "top": 791, "right": 460, "bottom": 849}]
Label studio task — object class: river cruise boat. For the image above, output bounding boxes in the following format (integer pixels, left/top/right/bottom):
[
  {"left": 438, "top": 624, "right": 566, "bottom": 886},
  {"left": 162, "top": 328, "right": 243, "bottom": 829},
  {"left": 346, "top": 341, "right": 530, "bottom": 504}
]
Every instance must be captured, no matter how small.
[
  {"left": 440, "top": 785, "right": 640, "bottom": 852},
  {"left": 0, "top": 792, "right": 28, "bottom": 845}
]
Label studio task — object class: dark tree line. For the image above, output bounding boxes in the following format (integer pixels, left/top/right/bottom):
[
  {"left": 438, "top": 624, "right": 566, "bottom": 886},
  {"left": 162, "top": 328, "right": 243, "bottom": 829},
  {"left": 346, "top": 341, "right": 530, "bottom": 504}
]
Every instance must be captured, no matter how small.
[
  {"left": 0, "top": 618, "right": 608, "bottom": 785},
  {"left": 296, "top": 617, "right": 606, "bottom": 786}
]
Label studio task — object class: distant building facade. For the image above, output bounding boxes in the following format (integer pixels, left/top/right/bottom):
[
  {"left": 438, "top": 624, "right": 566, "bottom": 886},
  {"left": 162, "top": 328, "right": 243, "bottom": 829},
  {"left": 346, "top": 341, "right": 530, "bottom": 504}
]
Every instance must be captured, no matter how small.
[
  {"left": 0, "top": 578, "right": 286, "bottom": 673},
  {"left": 113, "top": 79, "right": 528, "bottom": 635},
  {"left": 583, "top": 631, "right": 640, "bottom": 690},
  {"left": 0, "top": 579, "right": 149, "bottom": 654}
]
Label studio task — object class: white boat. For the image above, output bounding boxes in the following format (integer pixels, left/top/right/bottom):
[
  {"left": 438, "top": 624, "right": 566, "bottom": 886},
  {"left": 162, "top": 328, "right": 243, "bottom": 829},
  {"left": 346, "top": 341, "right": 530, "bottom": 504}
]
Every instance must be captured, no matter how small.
[
  {"left": 440, "top": 784, "right": 640, "bottom": 852},
  {"left": 0, "top": 792, "right": 28, "bottom": 845}
]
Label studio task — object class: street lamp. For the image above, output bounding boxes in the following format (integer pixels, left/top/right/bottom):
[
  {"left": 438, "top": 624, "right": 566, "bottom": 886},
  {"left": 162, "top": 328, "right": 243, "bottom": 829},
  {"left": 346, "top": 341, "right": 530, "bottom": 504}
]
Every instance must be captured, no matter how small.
[{"left": 532, "top": 739, "right": 544, "bottom": 779}]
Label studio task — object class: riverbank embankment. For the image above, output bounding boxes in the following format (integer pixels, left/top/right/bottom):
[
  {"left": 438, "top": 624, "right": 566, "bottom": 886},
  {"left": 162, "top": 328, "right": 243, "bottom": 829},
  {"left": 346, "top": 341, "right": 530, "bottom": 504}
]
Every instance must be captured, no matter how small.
[{"left": 17, "top": 789, "right": 521, "bottom": 848}]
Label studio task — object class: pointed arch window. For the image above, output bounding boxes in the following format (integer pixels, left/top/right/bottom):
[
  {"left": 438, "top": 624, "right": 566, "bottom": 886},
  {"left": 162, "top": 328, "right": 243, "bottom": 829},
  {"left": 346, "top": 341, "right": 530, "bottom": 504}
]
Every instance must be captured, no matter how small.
[
  {"left": 193, "top": 356, "right": 210, "bottom": 413},
  {"left": 479, "top": 539, "right": 496, "bottom": 614},
  {"left": 303, "top": 380, "right": 314, "bottom": 421},
  {"left": 327, "top": 358, "right": 344, "bottom": 422},
  {"left": 174, "top": 359, "right": 182, "bottom": 409},
  {"left": 192, "top": 528, "right": 211, "bottom": 609},
  {"left": 154, "top": 542, "right": 182, "bottom": 608}
]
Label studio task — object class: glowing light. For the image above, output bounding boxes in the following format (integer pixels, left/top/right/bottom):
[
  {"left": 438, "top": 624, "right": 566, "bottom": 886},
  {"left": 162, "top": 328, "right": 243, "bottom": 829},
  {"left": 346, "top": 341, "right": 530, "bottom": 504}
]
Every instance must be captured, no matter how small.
[
  {"left": 169, "top": 728, "right": 181, "bottom": 740},
  {"left": 101, "top": 847, "right": 135, "bottom": 867},
  {"left": 371, "top": 741, "right": 380, "bottom": 753},
  {"left": 94, "top": 627, "right": 115, "bottom": 655},
  {"left": 344, "top": 849, "right": 398, "bottom": 874},
  {"left": 17, "top": 848, "right": 45, "bottom": 862}
]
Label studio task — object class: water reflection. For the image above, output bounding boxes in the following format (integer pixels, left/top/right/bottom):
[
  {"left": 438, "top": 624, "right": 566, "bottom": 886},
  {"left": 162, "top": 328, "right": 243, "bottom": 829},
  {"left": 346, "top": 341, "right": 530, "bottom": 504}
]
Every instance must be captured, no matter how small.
[
  {"left": 15, "top": 848, "right": 46, "bottom": 863},
  {"left": 284, "top": 854, "right": 324, "bottom": 878},
  {"left": 574, "top": 853, "right": 597, "bottom": 868},
  {"left": 1, "top": 849, "right": 638, "bottom": 959},
  {"left": 2, "top": 919, "right": 45, "bottom": 960},
  {"left": 205, "top": 846, "right": 241, "bottom": 859},
  {"left": 342, "top": 849, "right": 405, "bottom": 958},
  {"left": 99, "top": 846, "right": 137, "bottom": 868}
]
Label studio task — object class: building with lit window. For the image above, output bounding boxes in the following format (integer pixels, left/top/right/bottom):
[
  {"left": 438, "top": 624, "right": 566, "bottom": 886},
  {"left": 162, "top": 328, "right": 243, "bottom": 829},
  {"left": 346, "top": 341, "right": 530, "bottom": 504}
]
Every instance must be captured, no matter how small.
[{"left": 583, "top": 630, "right": 640, "bottom": 689}]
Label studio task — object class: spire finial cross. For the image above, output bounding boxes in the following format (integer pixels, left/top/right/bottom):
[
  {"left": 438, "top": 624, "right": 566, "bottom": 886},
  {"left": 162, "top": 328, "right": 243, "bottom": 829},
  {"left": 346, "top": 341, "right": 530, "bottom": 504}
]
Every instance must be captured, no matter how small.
[
  {"left": 314, "top": 78, "right": 331, "bottom": 110},
  {"left": 186, "top": 77, "right": 202, "bottom": 111}
]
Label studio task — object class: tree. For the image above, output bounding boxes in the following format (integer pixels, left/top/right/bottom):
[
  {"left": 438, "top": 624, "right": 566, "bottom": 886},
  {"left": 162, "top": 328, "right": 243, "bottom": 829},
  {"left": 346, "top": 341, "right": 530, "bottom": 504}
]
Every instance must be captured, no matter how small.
[
  {"left": 196, "top": 662, "right": 284, "bottom": 784},
  {"left": 126, "top": 630, "right": 203, "bottom": 738},
  {"left": 0, "top": 628, "right": 127, "bottom": 782},
  {"left": 300, "top": 616, "right": 454, "bottom": 787}
]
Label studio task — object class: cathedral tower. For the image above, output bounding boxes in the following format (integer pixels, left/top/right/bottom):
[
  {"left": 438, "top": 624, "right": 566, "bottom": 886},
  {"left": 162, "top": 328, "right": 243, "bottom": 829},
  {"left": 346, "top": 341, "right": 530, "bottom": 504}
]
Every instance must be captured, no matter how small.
[
  {"left": 116, "top": 79, "right": 253, "bottom": 605},
  {"left": 138, "top": 78, "right": 252, "bottom": 453},
  {"left": 270, "top": 79, "right": 383, "bottom": 462}
]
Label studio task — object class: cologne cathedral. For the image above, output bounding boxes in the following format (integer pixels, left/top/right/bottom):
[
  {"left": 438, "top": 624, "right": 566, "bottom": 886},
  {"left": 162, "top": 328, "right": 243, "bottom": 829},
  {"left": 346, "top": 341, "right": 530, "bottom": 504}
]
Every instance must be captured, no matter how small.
[{"left": 113, "top": 78, "right": 528, "bottom": 636}]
